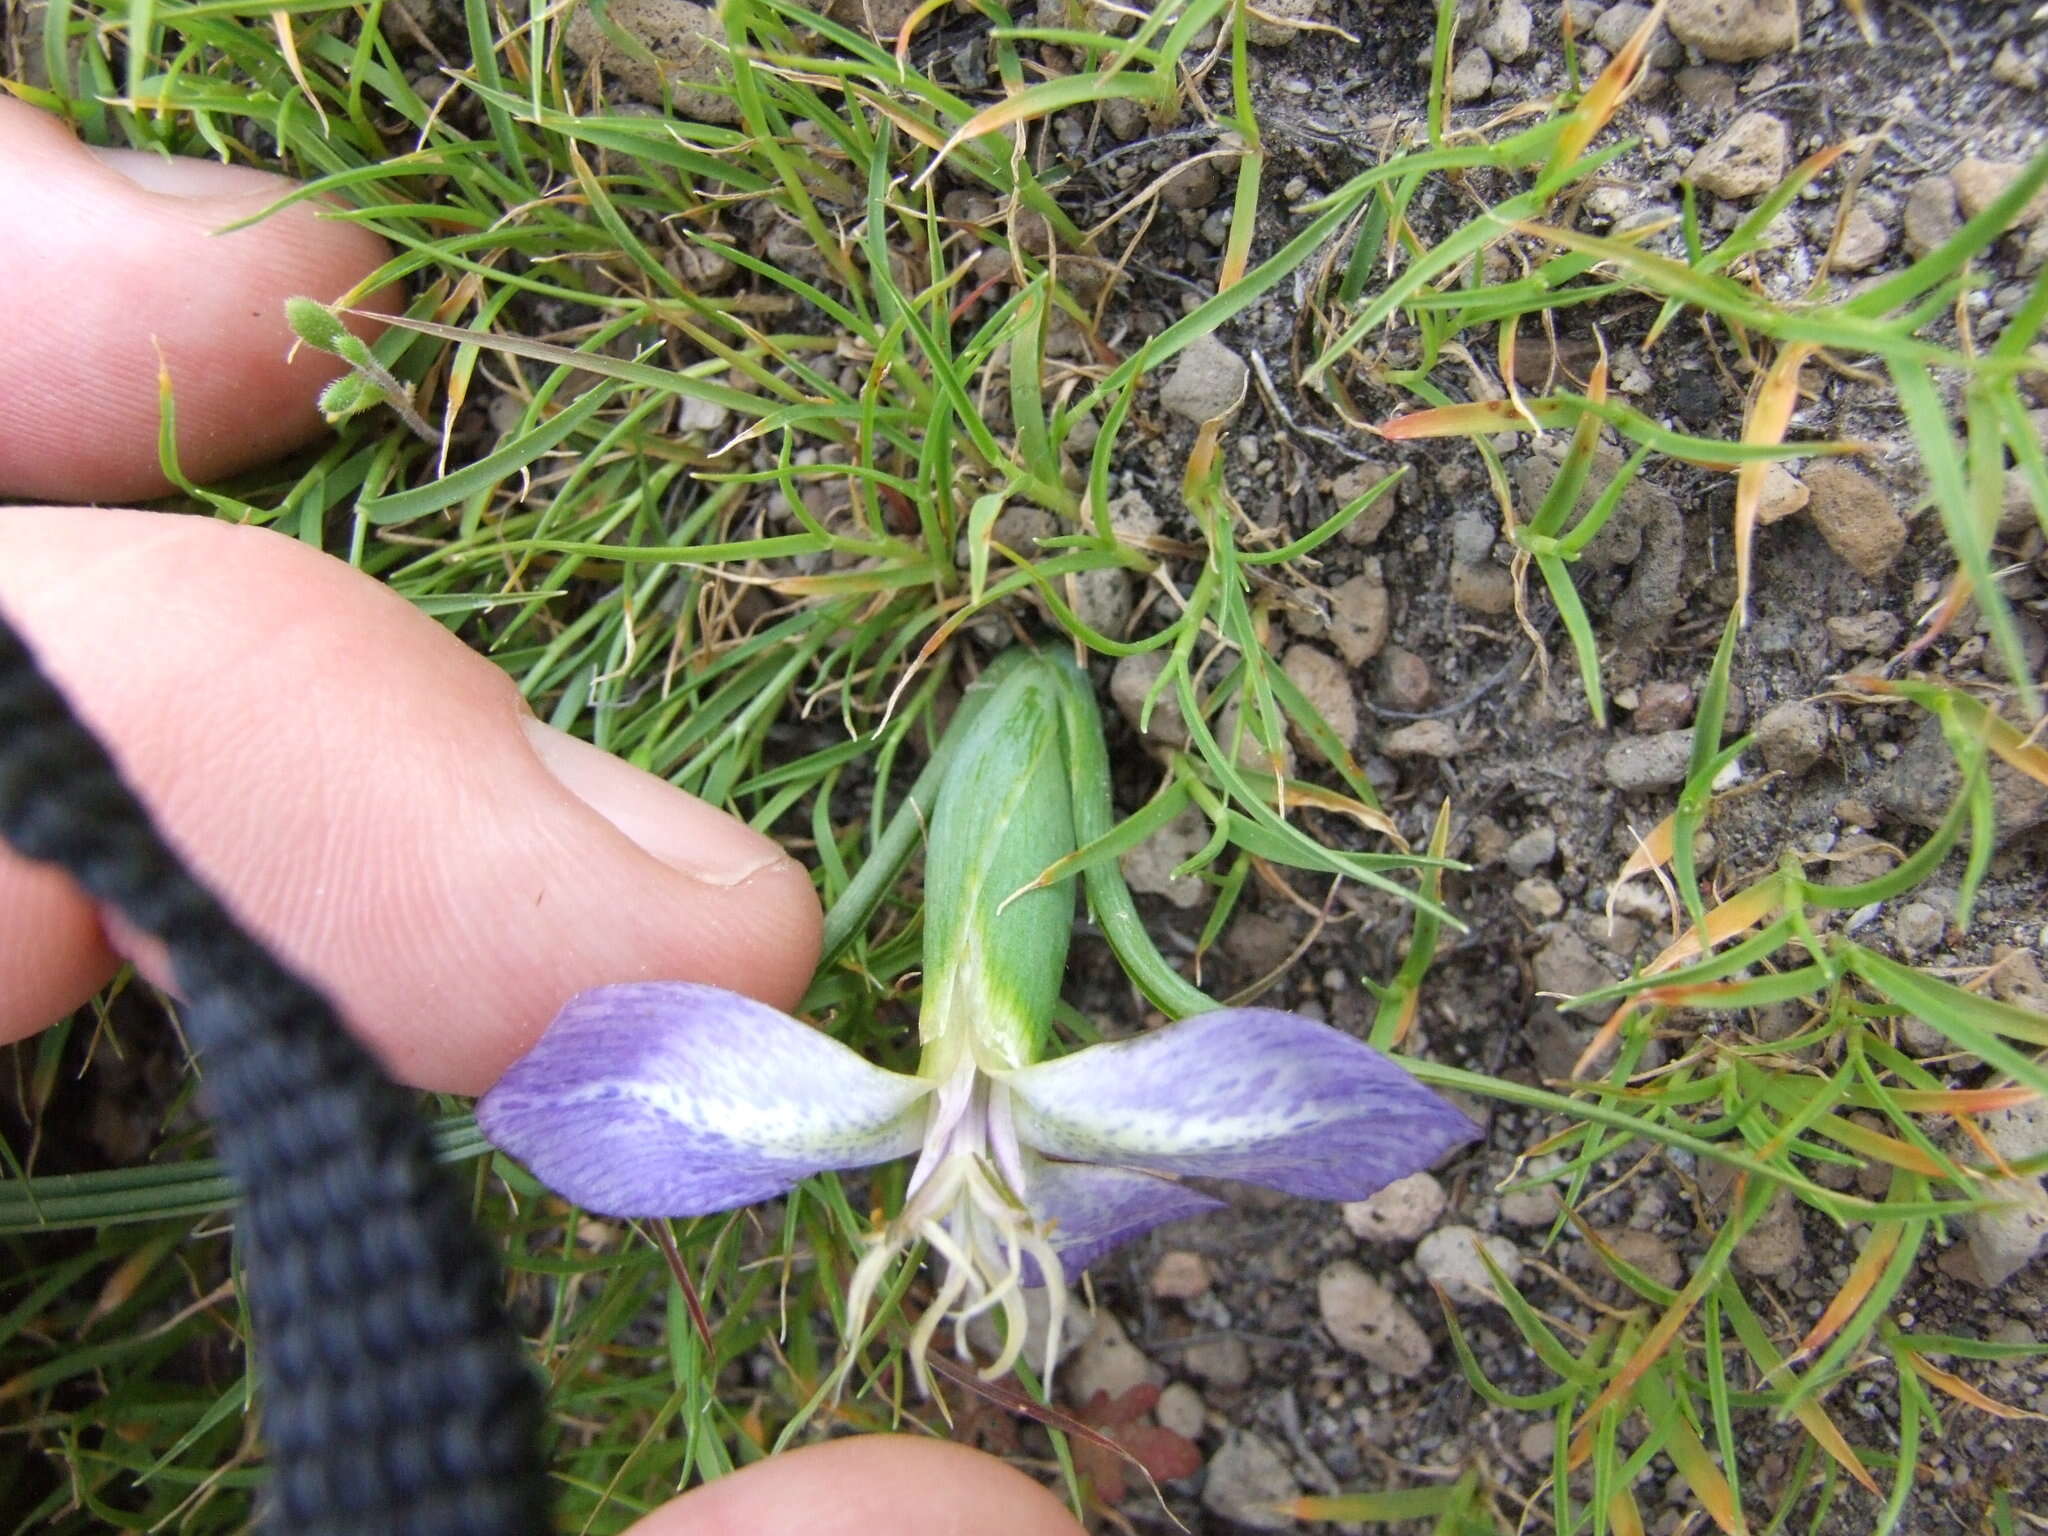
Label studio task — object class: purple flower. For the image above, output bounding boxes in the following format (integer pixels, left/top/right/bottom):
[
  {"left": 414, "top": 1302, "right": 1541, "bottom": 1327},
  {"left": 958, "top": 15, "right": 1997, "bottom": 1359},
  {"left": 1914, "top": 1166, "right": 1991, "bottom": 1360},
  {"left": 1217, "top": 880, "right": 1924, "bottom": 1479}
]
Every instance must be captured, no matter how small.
[
  {"left": 478, "top": 982, "right": 1478, "bottom": 1385},
  {"left": 480, "top": 648, "right": 1479, "bottom": 1388}
]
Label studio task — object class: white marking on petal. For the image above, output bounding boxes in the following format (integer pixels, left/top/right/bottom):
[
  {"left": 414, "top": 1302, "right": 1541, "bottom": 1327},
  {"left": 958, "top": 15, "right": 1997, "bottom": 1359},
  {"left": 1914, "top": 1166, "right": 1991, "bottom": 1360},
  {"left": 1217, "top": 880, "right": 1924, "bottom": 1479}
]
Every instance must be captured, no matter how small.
[
  {"left": 477, "top": 983, "right": 930, "bottom": 1217},
  {"left": 1007, "top": 1009, "right": 1480, "bottom": 1202}
]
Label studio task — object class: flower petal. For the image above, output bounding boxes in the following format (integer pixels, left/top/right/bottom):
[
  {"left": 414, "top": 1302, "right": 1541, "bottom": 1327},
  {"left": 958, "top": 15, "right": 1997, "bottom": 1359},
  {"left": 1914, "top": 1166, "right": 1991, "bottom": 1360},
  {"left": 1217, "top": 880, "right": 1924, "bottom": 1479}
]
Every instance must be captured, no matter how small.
[
  {"left": 478, "top": 983, "right": 930, "bottom": 1217},
  {"left": 1025, "top": 1158, "right": 1224, "bottom": 1280},
  {"left": 1007, "top": 1009, "right": 1480, "bottom": 1201}
]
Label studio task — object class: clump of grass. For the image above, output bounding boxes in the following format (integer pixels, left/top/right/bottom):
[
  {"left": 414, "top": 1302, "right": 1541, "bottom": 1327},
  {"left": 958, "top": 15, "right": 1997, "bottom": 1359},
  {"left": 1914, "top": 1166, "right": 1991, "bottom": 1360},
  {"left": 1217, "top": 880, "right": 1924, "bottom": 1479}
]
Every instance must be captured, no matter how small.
[{"left": 6, "top": 0, "right": 2047, "bottom": 1532}]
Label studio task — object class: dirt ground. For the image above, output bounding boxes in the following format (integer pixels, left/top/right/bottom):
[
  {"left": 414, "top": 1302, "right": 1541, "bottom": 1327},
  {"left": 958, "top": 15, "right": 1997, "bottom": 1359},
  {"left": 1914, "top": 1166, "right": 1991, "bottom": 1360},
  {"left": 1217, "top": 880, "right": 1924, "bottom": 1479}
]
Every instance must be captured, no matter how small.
[{"left": 999, "top": 3, "right": 2048, "bottom": 1531}]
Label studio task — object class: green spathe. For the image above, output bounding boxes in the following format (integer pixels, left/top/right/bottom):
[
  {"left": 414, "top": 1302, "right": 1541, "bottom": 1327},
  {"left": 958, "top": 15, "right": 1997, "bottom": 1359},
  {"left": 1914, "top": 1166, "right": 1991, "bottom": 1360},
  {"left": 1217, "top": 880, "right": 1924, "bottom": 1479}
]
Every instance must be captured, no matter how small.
[{"left": 917, "top": 653, "right": 1079, "bottom": 1077}]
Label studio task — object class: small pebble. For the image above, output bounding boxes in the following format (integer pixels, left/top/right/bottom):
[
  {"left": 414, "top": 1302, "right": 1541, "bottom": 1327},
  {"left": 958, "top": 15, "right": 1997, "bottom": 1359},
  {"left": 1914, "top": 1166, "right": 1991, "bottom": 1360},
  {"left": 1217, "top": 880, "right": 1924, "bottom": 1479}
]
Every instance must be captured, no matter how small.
[
  {"left": 1686, "top": 112, "right": 1789, "bottom": 199},
  {"left": 1964, "top": 1184, "right": 2048, "bottom": 1289},
  {"left": 1533, "top": 929, "right": 1619, "bottom": 1002},
  {"left": 1675, "top": 65, "right": 1737, "bottom": 113},
  {"left": 1341, "top": 1171, "right": 1446, "bottom": 1244},
  {"left": 1159, "top": 335, "right": 1247, "bottom": 424},
  {"left": 1604, "top": 730, "right": 1696, "bottom": 791},
  {"left": 1633, "top": 680, "right": 1695, "bottom": 734},
  {"left": 1514, "top": 876, "right": 1566, "bottom": 920},
  {"left": 1109, "top": 651, "right": 1191, "bottom": 749},
  {"left": 1952, "top": 158, "right": 2048, "bottom": 228},
  {"left": 1829, "top": 203, "right": 1893, "bottom": 272},
  {"left": 1161, "top": 158, "right": 1221, "bottom": 211},
  {"left": 1988, "top": 1317, "right": 2036, "bottom": 1347},
  {"left": 1803, "top": 462, "right": 1906, "bottom": 577},
  {"left": 1155, "top": 1381, "right": 1207, "bottom": 1440},
  {"left": 1902, "top": 175, "right": 1961, "bottom": 258},
  {"left": 565, "top": 0, "right": 739, "bottom": 121},
  {"left": 1281, "top": 645, "right": 1359, "bottom": 750},
  {"left": 1242, "top": 0, "right": 1321, "bottom": 46},
  {"left": 1498, "top": 1175, "right": 1563, "bottom": 1229},
  {"left": 1201, "top": 1431, "right": 1300, "bottom": 1531},
  {"left": 1991, "top": 946, "right": 2048, "bottom": 1011},
  {"left": 1182, "top": 1333, "right": 1253, "bottom": 1389},
  {"left": 1825, "top": 609, "right": 1902, "bottom": 653},
  {"left": 1326, "top": 571, "right": 1391, "bottom": 667},
  {"left": 1450, "top": 507, "right": 1497, "bottom": 565},
  {"left": 1954, "top": 1107, "right": 2048, "bottom": 1277},
  {"left": 1378, "top": 646, "right": 1435, "bottom": 711},
  {"left": 1477, "top": 0, "right": 1534, "bottom": 61},
  {"left": 1318, "top": 1260, "right": 1434, "bottom": 1376},
  {"left": 1992, "top": 42, "right": 2042, "bottom": 92},
  {"left": 1599, "top": 1228, "right": 1683, "bottom": 1290},
  {"left": 1383, "top": 719, "right": 1460, "bottom": 759},
  {"left": 1756, "top": 699, "right": 1828, "bottom": 777},
  {"left": 1120, "top": 805, "right": 1210, "bottom": 910},
  {"left": 1066, "top": 1311, "right": 1163, "bottom": 1406},
  {"left": 1448, "top": 47, "right": 1494, "bottom": 102},
  {"left": 1448, "top": 560, "right": 1516, "bottom": 615},
  {"left": 1891, "top": 900, "right": 1945, "bottom": 956},
  {"left": 1733, "top": 1190, "right": 1805, "bottom": 1277},
  {"left": 1332, "top": 461, "right": 1401, "bottom": 546},
  {"left": 1150, "top": 1250, "right": 1213, "bottom": 1300},
  {"left": 1071, "top": 566, "right": 1132, "bottom": 640},
  {"left": 1666, "top": 0, "right": 1797, "bottom": 61},
  {"left": 1416, "top": 1225, "right": 1522, "bottom": 1307},
  {"left": 1504, "top": 824, "right": 1557, "bottom": 876},
  {"left": 1754, "top": 463, "right": 1808, "bottom": 524},
  {"left": 1593, "top": 3, "right": 1680, "bottom": 67}
]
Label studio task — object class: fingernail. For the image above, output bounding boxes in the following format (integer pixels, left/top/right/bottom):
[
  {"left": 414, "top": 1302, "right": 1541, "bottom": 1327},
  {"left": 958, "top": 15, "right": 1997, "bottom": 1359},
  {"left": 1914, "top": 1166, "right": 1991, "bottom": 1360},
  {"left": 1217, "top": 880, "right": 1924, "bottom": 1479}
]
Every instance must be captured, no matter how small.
[
  {"left": 520, "top": 718, "right": 793, "bottom": 888},
  {"left": 87, "top": 145, "right": 275, "bottom": 199}
]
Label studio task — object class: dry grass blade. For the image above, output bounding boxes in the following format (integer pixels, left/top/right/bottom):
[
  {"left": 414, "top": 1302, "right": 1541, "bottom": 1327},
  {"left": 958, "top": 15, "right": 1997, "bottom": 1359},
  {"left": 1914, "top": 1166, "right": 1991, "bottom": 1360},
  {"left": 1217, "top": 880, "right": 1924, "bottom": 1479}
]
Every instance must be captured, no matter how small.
[
  {"left": 1843, "top": 676, "right": 2048, "bottom": 789},
  {"left": 1786, "top": 1220, "right": 1901, "bottom": 1368},
  {"left": 1895, "top": 1343, "right": 2045, "bottom": 1422},
  {"left": 1643, "top": 881, "right": 1784, "bottom": 978},
  {"left": 1609, "top": 811, "right": 1678, "bottom": 925},
  {"left": 1378, "top": 396, "right": 1577, "bottom": 438},
  {"left": 1732, "top": 343, "right": 1816, "bottom": 621},
  {"left": 1546, "top": 0, "right": 1666, "bottom": 181},
  {"left": 1818, "top": 1114, "right": 1948, "bottom": 1177}
]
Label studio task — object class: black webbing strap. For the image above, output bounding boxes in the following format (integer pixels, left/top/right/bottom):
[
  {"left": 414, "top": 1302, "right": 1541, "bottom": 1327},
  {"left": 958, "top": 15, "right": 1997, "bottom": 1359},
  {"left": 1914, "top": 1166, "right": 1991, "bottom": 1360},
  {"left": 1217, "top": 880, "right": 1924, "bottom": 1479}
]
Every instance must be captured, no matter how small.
[{"left": 0, "top": 607, "right": 548, "bottom": 1534}]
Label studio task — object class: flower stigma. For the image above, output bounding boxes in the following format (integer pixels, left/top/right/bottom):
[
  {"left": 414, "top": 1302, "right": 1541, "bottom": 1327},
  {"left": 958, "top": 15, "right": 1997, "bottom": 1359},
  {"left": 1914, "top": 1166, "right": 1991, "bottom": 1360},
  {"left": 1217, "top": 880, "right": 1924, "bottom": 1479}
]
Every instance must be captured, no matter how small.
[{"left": 845, "top": 1052, "right": 1069, "bottom": 1394}]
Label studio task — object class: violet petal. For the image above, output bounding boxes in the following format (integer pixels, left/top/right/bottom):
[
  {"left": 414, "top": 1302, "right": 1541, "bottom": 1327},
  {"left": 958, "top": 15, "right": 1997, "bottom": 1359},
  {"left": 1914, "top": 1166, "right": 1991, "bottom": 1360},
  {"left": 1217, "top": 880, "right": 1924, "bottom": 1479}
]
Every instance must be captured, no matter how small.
[
  {"left": 478, "top": 983, "right": 930, "bottom": 1218},
  {"left": 1024, "top": 1157, "right": 1224, "bottom": 1280},
  {"left": 1007, "top": 1008, "right": 1480, "bottom": 1202}
]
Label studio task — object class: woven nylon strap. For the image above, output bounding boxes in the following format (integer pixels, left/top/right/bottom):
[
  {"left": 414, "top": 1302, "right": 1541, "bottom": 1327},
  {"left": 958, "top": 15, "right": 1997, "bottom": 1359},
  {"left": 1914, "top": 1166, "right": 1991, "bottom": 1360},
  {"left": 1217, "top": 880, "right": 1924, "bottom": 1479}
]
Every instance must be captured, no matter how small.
[{"left": 0, "top": 608, "right": 549, "bottom": 1535}]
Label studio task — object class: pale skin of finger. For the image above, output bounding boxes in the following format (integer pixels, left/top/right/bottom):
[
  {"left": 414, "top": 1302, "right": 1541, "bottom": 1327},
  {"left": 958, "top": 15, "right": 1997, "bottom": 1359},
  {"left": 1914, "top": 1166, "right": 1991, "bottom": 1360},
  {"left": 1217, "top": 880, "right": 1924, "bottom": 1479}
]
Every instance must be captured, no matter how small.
[
  {"left": 624, "top": 1437, "right": 1086, "bottom": 1536},
  {"left": 0, "top": 508, "right": 822, "bottom": 1095},
  {"left": 0, "top": 97, "right": 399, "bottom": 502}
]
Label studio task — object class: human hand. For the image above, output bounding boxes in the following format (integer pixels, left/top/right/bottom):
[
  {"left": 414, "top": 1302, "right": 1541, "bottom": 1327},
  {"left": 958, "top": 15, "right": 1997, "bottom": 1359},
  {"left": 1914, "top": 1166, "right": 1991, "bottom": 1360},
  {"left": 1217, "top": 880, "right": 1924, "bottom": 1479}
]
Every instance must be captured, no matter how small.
[
  {"left": 0, "top": 100, "right": 1082, "bottom": 1536},
  {"left": 0, "top": 95, "right": 823, "bottom": 1095}
]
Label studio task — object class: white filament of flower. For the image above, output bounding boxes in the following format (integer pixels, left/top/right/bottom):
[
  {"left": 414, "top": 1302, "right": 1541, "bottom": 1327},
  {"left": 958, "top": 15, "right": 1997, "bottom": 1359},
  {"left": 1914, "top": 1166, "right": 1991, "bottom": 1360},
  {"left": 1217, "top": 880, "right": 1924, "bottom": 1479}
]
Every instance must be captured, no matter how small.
[{"left": 844, "top": 1058, "right": 1068, "bottom": 1393}]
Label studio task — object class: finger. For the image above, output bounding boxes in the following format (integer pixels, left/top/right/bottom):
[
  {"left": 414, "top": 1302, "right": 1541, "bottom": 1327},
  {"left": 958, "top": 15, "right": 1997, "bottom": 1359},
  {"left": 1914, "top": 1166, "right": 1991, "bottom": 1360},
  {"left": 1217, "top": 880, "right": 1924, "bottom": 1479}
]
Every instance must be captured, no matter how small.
[
  {"left": 624, "top": 1436, "right": 1085, "bottom": 1536},
  {"left": 0, "top": 857, "right": 115, "bottom": 1033},
  {"left": 0, "top": 508, "right": 822, "bottom": 1096},
  {"left": 0, "top": 98, "right": 398, "bottom": 503}
]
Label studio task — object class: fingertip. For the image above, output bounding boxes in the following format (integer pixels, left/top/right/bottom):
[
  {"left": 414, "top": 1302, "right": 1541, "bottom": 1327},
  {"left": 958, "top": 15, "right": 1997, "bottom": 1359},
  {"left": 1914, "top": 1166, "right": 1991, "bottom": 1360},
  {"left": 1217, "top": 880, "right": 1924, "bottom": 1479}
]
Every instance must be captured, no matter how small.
[
  {"left": 623, "top": 1436, "right": 1084, "bottom": 1536},
  {"left": 519, "top": 719, "right": 802, "bottom": 896},
  {"left": 0, "top": 102, "right": 398, "bottom": 502},
  {"left": 0, "top": 508, "right": 826, "bottom": 1095},
  {"left": 723, "top": 852, "right": 825, "bottom": 1017},
  {"left": 0, "top": 856, "right": 118, "bottom": 1047}
]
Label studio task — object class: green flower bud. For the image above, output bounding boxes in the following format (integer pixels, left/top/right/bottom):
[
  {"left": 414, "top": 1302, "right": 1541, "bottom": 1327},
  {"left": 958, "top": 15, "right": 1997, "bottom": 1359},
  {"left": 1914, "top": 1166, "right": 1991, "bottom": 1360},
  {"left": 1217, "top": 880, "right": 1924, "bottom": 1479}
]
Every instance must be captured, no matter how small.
[{"left": 917, "top": 652, "right": 1079, "bottom": 1076}]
